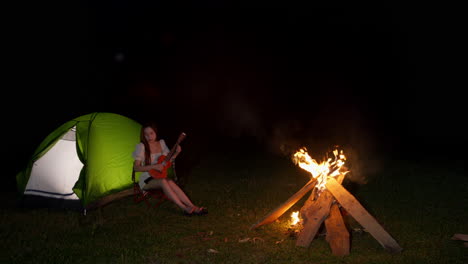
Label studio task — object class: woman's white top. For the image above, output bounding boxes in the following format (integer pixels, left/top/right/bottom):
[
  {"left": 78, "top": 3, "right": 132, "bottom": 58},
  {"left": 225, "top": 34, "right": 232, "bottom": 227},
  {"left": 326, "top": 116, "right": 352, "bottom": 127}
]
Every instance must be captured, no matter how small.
[{"left": 132, "top": 140, "right": 170, "bottom": 190}]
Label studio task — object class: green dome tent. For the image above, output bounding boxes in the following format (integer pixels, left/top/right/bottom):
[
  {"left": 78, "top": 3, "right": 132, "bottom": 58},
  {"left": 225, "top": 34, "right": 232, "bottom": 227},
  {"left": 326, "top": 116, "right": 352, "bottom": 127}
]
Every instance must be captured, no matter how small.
[{"left": 16, "top": 112, "right": 143, "bottom": 211}]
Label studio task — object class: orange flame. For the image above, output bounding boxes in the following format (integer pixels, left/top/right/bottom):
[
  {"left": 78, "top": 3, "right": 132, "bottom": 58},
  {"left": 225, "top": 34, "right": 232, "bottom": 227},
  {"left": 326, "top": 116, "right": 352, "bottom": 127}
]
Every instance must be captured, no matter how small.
[
  {"left": 292, "top": 147, "right": 347, "bottom": 194},
  {"left": 290, "top": 211, "right": 301, "bottom": 226}
]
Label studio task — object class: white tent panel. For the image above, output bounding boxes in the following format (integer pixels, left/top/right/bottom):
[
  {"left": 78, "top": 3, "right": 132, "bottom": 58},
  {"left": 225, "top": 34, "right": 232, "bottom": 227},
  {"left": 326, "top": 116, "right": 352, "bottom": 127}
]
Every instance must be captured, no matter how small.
[{"left": 24, "top": 138, "right": 83, "bottom": 200}]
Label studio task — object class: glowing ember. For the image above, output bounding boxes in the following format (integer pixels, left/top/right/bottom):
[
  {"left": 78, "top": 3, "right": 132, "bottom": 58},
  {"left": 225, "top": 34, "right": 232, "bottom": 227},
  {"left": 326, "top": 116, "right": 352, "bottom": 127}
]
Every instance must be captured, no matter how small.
[
  {"left": 292, "top": 147, "right": 347, "bottom": 194},
  {"left": 290, "top": 211, "right": 301, "bottom": 226}
]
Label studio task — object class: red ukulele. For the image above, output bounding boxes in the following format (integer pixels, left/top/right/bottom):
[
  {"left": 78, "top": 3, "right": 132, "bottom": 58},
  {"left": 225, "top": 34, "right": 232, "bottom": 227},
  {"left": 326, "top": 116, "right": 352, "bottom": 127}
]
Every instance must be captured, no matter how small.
[{"left": 149, "top": 132, "right": 186, "bottom": 179}]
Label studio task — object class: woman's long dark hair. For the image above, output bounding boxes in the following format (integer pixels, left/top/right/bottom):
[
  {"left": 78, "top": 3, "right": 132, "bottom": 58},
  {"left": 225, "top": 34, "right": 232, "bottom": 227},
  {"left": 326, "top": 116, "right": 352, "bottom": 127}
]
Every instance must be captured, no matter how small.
[{"left": 140, "top": 121, "right": 158, "bottom": 165}]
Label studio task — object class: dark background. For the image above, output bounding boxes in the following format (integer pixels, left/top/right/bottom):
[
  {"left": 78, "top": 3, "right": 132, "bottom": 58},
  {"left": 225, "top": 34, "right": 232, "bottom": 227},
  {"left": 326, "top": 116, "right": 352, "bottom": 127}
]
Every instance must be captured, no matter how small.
[{"left": 5, "top": 2, "right": 465, "bottom": 191}]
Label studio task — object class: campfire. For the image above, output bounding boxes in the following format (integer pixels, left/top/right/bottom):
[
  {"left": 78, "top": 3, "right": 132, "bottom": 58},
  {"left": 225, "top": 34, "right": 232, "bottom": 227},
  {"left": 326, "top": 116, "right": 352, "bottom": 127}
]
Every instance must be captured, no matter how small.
[{"left": 251, "top": 147, "right": 402, "bottom": 256}]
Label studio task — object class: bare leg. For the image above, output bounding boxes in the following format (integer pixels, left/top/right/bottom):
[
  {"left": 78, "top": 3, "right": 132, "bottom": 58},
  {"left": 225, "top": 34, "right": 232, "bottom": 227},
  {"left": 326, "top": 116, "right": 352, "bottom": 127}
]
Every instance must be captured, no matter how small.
[
  {"left": 168, "top": 180, "right": 207, "bottom": 214},
  {"left": 143, "top": 179, "right": 191, "bottom": 212},
  {"left": 167, "top": 180, "right": 195, "bottom": 208}
]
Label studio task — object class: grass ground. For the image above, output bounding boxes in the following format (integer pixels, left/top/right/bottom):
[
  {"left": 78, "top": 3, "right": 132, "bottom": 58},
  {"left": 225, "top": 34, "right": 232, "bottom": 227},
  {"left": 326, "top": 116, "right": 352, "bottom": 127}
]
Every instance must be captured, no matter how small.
[{"left": 1, "top": 149, "right": 467, "bottom": 264}]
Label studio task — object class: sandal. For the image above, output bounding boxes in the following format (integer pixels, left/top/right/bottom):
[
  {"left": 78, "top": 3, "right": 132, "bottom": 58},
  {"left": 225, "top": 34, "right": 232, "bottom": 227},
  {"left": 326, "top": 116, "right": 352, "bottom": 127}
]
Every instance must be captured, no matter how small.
[
  {"left": 183, "top": 207, "right": 195, "bottom": 216},
  {"left": 194, "top": 207, "right": 208, "bottom": 215}
]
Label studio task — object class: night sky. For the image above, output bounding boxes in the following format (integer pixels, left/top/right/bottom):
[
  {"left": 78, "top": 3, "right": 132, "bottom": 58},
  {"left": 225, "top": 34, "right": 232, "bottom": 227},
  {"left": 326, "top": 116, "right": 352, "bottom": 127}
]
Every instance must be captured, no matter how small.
[{"left": 5, "top": 2, "right": 465, "bottom": 190}]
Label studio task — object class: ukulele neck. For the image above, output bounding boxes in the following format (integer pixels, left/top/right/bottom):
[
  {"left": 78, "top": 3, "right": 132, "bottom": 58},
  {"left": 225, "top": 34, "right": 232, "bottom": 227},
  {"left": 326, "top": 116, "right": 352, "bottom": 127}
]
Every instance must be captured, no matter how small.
[{"left": 164, "top": 132, "right": 186, "bottom": 162}]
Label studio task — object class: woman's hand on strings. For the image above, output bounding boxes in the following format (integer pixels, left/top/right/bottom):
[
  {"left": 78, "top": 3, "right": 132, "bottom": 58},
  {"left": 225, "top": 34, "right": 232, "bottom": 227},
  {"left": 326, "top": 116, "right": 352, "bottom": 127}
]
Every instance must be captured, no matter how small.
[{"left": 152, "top": 164, "right": 164, "bottom": 172}]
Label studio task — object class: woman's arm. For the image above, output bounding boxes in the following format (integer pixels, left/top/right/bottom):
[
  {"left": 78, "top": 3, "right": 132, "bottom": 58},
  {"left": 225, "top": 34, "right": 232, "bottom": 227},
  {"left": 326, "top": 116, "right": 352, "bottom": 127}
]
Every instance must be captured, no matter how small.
[
  {"left": 132, "top": 143, "right": 163, "bottom": 172},
  {"left": 133, "top": 160, "right": 163, "bottom": 172},
  {"left": 161, "top": 139, "right": 182, "bottom": 162},
  {"left": 171, "top": 145, "right": 182, "bottom": 162}
]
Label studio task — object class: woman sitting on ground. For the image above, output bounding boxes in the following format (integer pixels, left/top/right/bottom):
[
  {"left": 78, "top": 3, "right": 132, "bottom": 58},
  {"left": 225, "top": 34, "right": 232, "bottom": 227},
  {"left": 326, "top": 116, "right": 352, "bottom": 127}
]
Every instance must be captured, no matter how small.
[{"left": 132, "top": 121, "right": 207, "bottom": 216}]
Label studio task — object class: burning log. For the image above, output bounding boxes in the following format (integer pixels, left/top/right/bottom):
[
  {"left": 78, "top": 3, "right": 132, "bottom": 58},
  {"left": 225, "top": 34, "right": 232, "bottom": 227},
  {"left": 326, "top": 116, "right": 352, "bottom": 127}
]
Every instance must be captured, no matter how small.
[
  {"left": 250, "top": 147, "right": 402, "bottom": 256},
  {"left": 251, "top": 149, "right": 345, "bottom": 230},
  {"left": 296, "top": 173, "right": 346, "bottom": 248},
  {"left": 250, "top": 178, "right": 317, "bottom": 230},
  {"left": 296, "top": 188, "right": 335, "bottom": 247},
  {"left": 326, "top": 177, "right": 403, "bottom": 253},
  {"left": 325, "top": 203, "right": 350, "bottom": 256}
]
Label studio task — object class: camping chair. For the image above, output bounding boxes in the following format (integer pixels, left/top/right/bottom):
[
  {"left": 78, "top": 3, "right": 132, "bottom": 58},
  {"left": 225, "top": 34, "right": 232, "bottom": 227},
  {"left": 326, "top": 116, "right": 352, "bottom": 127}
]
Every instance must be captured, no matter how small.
[{"left": 131, "top": 163, "right": 178, "bottom": 208}]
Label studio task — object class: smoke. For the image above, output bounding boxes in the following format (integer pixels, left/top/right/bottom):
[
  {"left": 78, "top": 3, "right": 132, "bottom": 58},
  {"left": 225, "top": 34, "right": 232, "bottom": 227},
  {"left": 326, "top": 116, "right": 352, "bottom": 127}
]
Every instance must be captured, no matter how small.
[
  {"left": 218, "top": 89, "right": 266, "bottom": 140},
  {"left": 266, "top": 119, "right": 305, "bottom": 157},
  {"left": 262, "top": 103, "right": 383, "bottom": 186}
]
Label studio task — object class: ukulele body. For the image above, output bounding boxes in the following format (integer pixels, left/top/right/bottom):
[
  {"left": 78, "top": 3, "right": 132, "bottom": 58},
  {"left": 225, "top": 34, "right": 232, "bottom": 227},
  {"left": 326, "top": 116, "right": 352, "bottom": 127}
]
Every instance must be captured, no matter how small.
[
  {"left": 149, "top": 155, "right": 172, "bottom": 179},
  {"left": 148, "top": 132, "right": 186, "bottom": 180}
]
